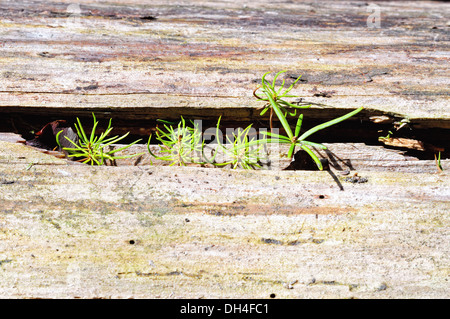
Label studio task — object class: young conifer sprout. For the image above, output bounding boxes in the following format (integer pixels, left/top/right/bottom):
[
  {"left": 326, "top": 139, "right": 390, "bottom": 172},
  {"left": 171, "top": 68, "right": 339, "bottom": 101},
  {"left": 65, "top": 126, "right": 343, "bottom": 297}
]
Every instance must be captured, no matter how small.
[
  {"left": 210, "top": 116, "right": 265, "bottom": 169},
  {"left": 147, "top": 117, "right": 205, "bottom": 166},
  {"left": 145, "top": 71, "right": 363, "bottom": 171},
  {"left": 255, "top": 71, "right": 364, "bottom": 170},
  {"left": 56, "top": 113, "right": 144, "bottom": 165}
]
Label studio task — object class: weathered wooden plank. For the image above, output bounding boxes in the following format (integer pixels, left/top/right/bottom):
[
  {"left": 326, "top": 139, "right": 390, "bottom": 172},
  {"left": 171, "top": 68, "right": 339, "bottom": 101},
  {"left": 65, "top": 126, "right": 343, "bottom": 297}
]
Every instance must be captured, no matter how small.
[
  {"left": 0, "top": 0, "right": 449, "bottom": 126},
  {"left": 0, "top": 141, "right": 449, "bottom": 298},
  {"left": 0, "top": 0, "right": 449, "bottom": 299}
]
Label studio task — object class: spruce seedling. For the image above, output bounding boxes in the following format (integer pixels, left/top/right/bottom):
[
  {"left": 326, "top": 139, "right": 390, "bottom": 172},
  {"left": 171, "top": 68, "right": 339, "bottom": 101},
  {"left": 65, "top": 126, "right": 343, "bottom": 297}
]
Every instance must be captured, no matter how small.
[{"left": 435, "top": 151, "right": 444, "bottom": 172}]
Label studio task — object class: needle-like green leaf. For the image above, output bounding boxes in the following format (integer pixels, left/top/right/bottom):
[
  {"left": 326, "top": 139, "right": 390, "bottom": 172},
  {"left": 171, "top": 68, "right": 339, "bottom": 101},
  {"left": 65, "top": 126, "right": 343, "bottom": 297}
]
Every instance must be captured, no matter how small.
[
  {"left": 295, "top": 114, "right": 303, "bottom": 137},
  {"left": 265, "top": 92, "right": 293, "bottom": 139},
  {"left": 301, "top": 145, "right": 323, "bottom": 170},
  {"left": 298, "top": 107, "right": 363, "bottom": 141}
]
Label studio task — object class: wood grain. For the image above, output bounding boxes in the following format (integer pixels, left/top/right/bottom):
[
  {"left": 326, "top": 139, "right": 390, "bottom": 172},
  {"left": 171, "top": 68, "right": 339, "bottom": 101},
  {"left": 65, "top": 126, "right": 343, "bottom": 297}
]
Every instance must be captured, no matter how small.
[
  {"left": 0, "top": 1, "right": 449, "bottom": 299},
  {"left": 1, "top": 0, "right": 449, "bottom": 127}
]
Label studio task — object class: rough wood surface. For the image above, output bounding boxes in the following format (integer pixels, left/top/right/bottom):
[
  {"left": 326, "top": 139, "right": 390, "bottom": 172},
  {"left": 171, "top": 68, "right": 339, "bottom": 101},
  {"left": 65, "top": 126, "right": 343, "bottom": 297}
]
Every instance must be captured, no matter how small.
[
  {"left": 0, "top": 0, "right": 449, "bottom": 299},
  {"left": 0, "top": 0, "right": 449, "bottom": 127},
  {"left": 123, "top": 142, "right": 449, "bottom": 173},
  {"left": 0, "top": 141, "right": 449, "bottom": 298}
]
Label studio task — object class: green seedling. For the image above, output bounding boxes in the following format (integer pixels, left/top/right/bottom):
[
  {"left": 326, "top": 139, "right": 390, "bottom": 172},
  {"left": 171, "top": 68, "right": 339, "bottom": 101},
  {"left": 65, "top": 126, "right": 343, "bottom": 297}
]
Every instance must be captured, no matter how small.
[
  {"left": 145, "top": 71, "right": 364, "bottom": 171},
  {"left": 261, "top": 106, "right": 364, "bottom": 170},
  {"left": 254, "top": 70, "right": 311, "bottom": 130},
  {"left": 253, "top": 70, "right": 364, "bottom": 170},
  {"left": 211, "top": 117, "right": 265, "bottom": 169},
  {"left": 147, "top": 117, "right": 205, "bottom": 166},
  {"left": 436, "top": 151, "right": 444, "bottom": 172},
  {"left": 56, "top": 113, "right": 143, "bottom": 165},
  {"left": 379, "top": 130, "right": 393, "bottom": 141}
]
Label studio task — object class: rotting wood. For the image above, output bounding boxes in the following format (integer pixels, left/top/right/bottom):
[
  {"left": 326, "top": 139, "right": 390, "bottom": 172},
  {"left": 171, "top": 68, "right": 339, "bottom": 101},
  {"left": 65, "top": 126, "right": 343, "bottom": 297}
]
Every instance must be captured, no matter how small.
[{"left": 379, "top": 137, "right": 444, "bottom": 153}]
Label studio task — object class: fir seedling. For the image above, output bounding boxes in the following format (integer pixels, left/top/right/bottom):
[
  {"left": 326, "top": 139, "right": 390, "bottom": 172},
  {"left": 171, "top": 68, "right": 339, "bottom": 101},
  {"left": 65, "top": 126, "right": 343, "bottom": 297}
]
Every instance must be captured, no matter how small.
[
  {"left": 261, "top": 99, "right": 363, "bottom": 170},
  {"left": 254, "top": 70, "right": 311, "bottom": 130},
  {"left": 252, "top": 70, "right": 364, "bottom": 170},
  {"left": 56, "top": 113, "right": 144, "bottom": 165},
  {"left": 379, "top": 130, "right": 393, "bottom": 141},
  {"left": 210, "top": 116, "right": 265, "bottom": 169},
  {"left": 435, "top": 151, "right": 444, "bottom": 172},
  {"left": 147, "top": 117, "right": 205, "bottom": 166}
]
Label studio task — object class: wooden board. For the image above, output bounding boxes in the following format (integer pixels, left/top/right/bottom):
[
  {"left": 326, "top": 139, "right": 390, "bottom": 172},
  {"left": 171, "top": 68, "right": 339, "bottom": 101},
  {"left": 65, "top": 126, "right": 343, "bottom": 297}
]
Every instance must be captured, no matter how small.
[
  {"left": 0, "top": 0, "right": 449, "bottom": 128},
  {"left": 0, "top": 0, "right": 449, "bottom": 299},
  {"left": 0, "top": 141, "right": 449, "bottom": 298}
]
